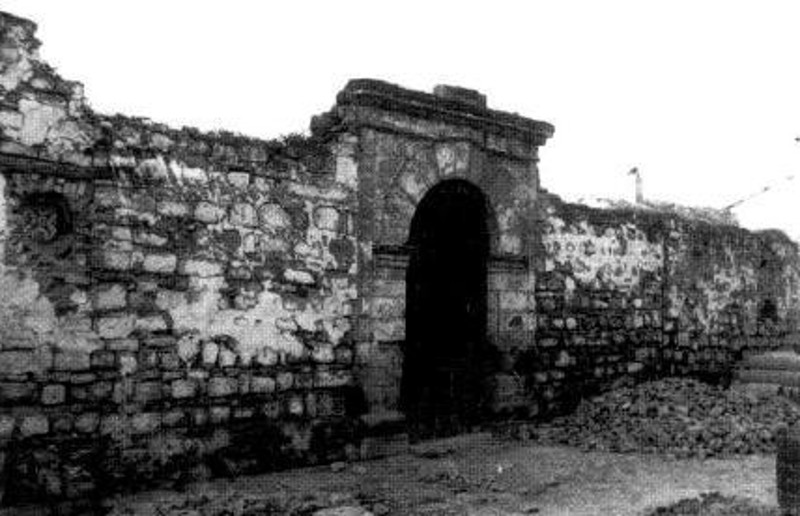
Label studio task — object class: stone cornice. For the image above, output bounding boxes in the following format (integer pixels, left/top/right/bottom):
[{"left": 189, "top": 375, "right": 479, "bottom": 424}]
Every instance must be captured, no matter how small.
[{"left": 333, "top": 79, "right": 555, "bottom": 147}]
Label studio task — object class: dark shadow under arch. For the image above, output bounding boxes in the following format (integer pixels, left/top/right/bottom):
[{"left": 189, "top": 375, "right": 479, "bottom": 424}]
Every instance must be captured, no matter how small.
[{"left": 401, "top": 179, "right": 490, "bottom": 439}]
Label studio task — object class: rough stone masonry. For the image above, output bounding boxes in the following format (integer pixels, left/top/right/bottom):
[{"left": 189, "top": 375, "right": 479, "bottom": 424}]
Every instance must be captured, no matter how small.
[{"left": 0, "top": 9, "right": 799, "bottom": 506}]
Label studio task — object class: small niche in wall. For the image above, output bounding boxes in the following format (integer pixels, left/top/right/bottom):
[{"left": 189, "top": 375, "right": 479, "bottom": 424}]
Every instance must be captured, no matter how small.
[
  {"left": 758, "top": 298, "right": 778, "bottom": 324},
  {"left": 9, "top": 191, "right": 75, "bottom": 266}
]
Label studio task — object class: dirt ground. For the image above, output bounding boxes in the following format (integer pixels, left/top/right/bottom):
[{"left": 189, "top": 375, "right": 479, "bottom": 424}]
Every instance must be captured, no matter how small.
[{"left": 97, "top": 432, "right": 780, "bottom": 516}]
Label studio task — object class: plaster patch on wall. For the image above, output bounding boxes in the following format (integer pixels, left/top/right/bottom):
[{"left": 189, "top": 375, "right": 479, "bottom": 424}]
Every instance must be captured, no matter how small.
[
  {"left": 163, "top": 275, "right": 356, "bottom": 364},
  {"left": 544, "top": 217, "right": 663, "bottom": 289}
]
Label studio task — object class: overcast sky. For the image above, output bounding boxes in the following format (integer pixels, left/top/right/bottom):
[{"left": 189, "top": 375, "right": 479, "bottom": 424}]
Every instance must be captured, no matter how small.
[{"left": 4, "top": 1, "right": 800, "bottom": 240}]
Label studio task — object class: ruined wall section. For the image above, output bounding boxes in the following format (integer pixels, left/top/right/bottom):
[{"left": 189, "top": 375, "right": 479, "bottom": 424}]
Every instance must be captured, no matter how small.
[
  {"left": 664, "top": 222, "right": 800, "bottom": 376},
  {"left": 516, "top": 194, "right": 800, "bottom": 418},
  {"left": 0, "top": 11, "right": 362, "bottom": 502},
  {"left": 514, "top": 198, "right": 668, "bottom": 417}
]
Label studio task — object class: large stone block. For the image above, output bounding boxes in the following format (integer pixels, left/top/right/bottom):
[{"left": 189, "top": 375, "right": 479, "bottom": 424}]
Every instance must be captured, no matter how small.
[
  {"left": 0, "top": 416, "right": 15, "bottom": 440},
  {"left": 92, "top": 284, "right": 127, "bottom": 311},
  {"left": 208, "top": 376, "right": 237, "bottom": 397},
  {"left": 142, "top": 253, "right": 178, "bottom": 274},
  {"left": 20, "top": 415, "right": 48, "bottom": 437},
  {"left": 171, "top": 379, "right": 197, "bottom": 399},
  {"left": 230, "top": 202, "right": 257, "bottom": 227},
  {"left": 135, "top": 381, "right": 163, "bottom": 403},
  {"left": 95, "top": 314, "right": 136, "bottom": 339},
  {"left": 99, "top": 250, "right": 133, "bottom": 271},
  {"left": 251, "top": 376, "right": 276, "bottom": 394},
  {"left": 0, "top": 382, "right": 35, "bottom": 403},
  {"left": 131, "top": 413, "right": 161, "bottom": 434},
  {"left": 75, "top": 413, "right": 99, "bottom": 433},
  {"left": 180, "top": 259, "right": 223, "bottom": 277},
  {"left": 0, "top": 349, "right": 51, "bottom": 374},
  {"left": 157, "top": 201, "right": 190, "bottom": 217},
  {"left": 53, "top": 349, "right": 92, "bottom": 371},
  {"left": 314, "top": 206, "right": 341, "bottom": 231},
  {"left": 258, "top": 203, "right": 292, "bottom": 229},
  {"left": 41, "top": 384, "right": 66, "bottom": 405},
  {"left": 135, "top": 315, "right": 168, "bottom": 332},
  {"left": 194, "top": 202, "right": 225, "bottom": 223}
]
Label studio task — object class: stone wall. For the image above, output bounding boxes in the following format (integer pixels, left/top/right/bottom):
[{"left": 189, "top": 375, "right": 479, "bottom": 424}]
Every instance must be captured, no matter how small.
[
  {"left": 493, "top": 195, "right": 800, "bottom": 418},
  {"left": 0, "top": 11, "right": 362, "bottom": 505},
  {"left": 1, "top": 7, "right": 799, "bottom": 508}
]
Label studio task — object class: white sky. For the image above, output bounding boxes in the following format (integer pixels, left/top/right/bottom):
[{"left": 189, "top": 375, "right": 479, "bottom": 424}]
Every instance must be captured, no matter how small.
[{"left": 4, "top": 0, "right": 800, "bottom": 240}]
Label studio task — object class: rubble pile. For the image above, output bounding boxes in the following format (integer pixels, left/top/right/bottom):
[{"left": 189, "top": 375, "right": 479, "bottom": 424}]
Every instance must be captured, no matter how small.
[{"left": 537, "top": 378, "right": 800, "bottom": 457}]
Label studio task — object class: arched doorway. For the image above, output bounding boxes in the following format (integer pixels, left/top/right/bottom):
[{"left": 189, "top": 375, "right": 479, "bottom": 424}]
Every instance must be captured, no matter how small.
[{"left": 402, "top": 179, "right": 490, "bottom": 438}]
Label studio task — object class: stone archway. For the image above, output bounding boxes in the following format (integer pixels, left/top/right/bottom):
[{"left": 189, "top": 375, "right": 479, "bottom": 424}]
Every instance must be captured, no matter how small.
[{"left": 401, "top": 179, "right": 490, "bottom": 438}]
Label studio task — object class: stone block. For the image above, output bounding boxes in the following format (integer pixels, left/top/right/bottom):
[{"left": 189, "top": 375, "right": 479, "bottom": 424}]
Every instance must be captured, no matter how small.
[
  {"left": 90, "top": 350, "right": 116, "bottom": 369},
  {"left": 335, "top": 346, "right": 354, "bottom": 364},
  {"left": 53, "top": 349, "right": 92, "bottom": 371},
  {"left": 142, "top": 253, "right": 177, "bottom": 274},
  {"left": 202, "top": 342, "right": 219, "bottom": 366},
  {"left": 208, "top": 376, "right": 237, "bottom": 397},
  {"left": 135, "top": 315, "right": 168, "bottom": 332},
  {"left": 171, "top": 379, "right": 197, "bottom": 399},
  {"left": 0, "top": 350, "right": 49, "bottom": 375},
  {"left": 92, "top": 284, "right": 127, "bottom": 311},
  {"left": 287, "top": 395, "right": 304, "bottom": 416},
  {"left": 157, "top": 201, "right": 190, "bottom": 217},
  {"left": 258, "top": 203, "right": 292, "bottom": 228},
  {"left": 209, "top": 406, "right": 230, "bottom": 424},
  {"left": 119, "top": 353, "right": 137, "bottom": 375},
  {"left": 230, "top": 202, "right": 257, "bottom": 227},
  {"left": 373, "top": 318, "right": 405, "bottom": 342},
  {"left": 255, "top": 347, "right": 279, "bottom": 366},
  {"left": 100, "top": 250, "right": 133, "bottom": 271},
  {"left": 194, "top": 201, "right": 225, "bottom": 223},
  {"left": 314, "top": 206, "right": 341, "bottom": 231},
  {"left": 238, "top": 375, "right": 251, "bottom": 395},
  {"left": 134, "top": 231, "right": 168, "bottom": 247},
  {"left": 284, "top": 268, "right": 315, "bottom": 285},
  {"left": 95, "top": 314, "right": 136, "bottom": 339},
  {"left": 251, "top": 376, "right": 276, "bottom": 394},
  {"left": 368, "top": 297, "right": 405, "bottom": 319},
  {"left": 192, "top": 409, "right": 209, "bottom": 426},
  {"left": 92, "top": 381, "right": 114, "bottom": 401},
  {"left": 312, "top": 346, "right": 335, "bottom": 364},
  {"left": 41, "top": 384, "right": 66, "bottom": 405},
  {"left": 135, "top": 381, "right": 163, "bottom": 403},
  {"left": 227, "top": 172, "right": 250, "bottom": 188},
  {"left": 499, "top": 291, "right": 528, "bottom": 311},
  {"left": 0, "top": 381, "right": 35, "bottom": 403},
  {"left": 75, "top": 413, "right": 99, "bottom": 433},
  {"left": 177, "top": 334, "right": 200, "bottom": 363},
  {"left": 276, "top": 371, "right": 294, "bottom": 391},
  {"left": 100, "top": 415, "right": 127, "bottom": 439},
  {"left": 180, "top": 259, "right": 223, "bottom": 277},
  {"left": 131, "top": 413, "right": 161, "bottom": 434},
  {"left": 163, "top": 409, "right": 185, "bottom": 427},
  {"left": 0, "top": 416, "right": 15, "bottom": 440},
  {"left": 218, "top": 348, "right": 237, "bottom": 368},
  {"left": 315, "top": 370, "right": 352, "bottom": 388},
  {"left": 52, "top": 414, "right": 73, "bottom": 433},
  {"left": 20, "top": 415, "right": 48, "bottom": 437},
  {"left": 160, "top": 351, "right": 180, "bottom": 370}
]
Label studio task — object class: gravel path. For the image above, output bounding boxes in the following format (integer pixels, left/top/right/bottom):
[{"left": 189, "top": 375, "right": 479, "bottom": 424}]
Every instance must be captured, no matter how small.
[{"left": 100, "top": 433, "right": 780, "bottom": 515}]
